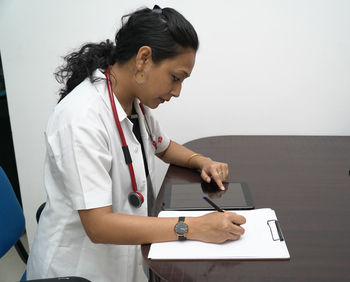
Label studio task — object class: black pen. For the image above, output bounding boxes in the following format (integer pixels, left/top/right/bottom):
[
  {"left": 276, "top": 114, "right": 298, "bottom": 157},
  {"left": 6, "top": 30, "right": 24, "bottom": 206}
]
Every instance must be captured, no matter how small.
[{"left": 202, "top": 195, "right": 224, "bottom": 212}]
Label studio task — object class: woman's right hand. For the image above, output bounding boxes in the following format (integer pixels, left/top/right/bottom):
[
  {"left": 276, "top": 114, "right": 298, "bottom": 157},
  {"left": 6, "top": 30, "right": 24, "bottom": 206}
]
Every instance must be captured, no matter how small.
[{"left": 187, "top": 211, "right": 246, "bottom": 244}]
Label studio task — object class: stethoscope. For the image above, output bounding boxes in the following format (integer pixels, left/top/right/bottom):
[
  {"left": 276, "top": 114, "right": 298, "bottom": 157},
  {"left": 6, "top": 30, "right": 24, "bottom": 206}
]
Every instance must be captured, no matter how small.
[{"left": 105, "top": 66, "right": 158, "bottom": 208}]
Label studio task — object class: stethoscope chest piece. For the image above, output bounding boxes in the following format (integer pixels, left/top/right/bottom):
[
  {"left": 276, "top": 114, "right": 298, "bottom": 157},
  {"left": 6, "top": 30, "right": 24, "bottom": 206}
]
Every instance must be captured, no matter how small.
[{"left": 128, "top": 191, "right": 144, "bottom": 208}]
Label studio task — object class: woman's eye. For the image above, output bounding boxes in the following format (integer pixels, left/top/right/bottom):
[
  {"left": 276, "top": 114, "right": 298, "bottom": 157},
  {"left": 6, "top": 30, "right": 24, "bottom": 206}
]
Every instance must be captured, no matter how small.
[{"left": 172, "top": 75, "right": 180, "bottom": 82}]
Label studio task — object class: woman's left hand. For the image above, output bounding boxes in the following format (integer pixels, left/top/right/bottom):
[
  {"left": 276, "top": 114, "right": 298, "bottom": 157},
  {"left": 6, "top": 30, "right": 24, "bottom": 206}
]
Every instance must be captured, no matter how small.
[
  {"left": 199, "top": 158, "right": 229, "bottom": 190},
  {"left": 158, "top": 141, "right": 229, "bottom": 190}
]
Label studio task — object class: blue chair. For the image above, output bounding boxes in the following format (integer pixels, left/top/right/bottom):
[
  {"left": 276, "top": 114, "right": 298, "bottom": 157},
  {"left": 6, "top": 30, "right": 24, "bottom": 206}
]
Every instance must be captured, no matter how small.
[
  {"left": 0, "top": 166, "right": 27, "bottom": 280},
  {"left": 0, "top": 166, "right": 90, "bottom": 282}
]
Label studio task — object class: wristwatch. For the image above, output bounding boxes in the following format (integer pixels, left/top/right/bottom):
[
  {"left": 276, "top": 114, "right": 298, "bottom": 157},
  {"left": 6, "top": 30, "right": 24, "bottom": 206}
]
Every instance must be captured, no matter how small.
[{"left": 174, "top": 216, "right": 188, "bottom": 241}]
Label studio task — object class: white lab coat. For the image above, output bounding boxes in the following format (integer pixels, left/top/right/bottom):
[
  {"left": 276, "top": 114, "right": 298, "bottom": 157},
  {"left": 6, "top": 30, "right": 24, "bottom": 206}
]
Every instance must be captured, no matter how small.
[{"left": 27, "top": 69, "right": 170, "bottom": 282}]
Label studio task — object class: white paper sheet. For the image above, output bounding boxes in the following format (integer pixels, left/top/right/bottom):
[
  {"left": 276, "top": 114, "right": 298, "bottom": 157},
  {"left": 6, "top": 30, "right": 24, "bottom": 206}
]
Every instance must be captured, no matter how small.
[{"left": 148, "top": 209, "right": 290, "bottom": 260}]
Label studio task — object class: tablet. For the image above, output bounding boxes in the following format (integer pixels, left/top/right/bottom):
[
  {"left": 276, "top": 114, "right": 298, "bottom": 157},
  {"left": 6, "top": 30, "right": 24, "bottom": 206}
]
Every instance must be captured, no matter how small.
[{"left": 162, "top": 181, "right": 254, "bottom": 211}]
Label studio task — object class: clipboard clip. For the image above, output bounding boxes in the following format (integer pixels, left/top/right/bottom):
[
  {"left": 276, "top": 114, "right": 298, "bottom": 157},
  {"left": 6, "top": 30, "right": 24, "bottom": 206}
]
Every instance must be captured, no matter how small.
[{"left": 267, "top": 220, "right": 285, "bottom": 241}]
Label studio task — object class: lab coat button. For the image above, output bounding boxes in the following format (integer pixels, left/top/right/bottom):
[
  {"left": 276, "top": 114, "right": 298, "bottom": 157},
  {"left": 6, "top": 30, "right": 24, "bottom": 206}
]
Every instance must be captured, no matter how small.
[{"left": 134, "top": 147, "right": 139, "bottom": 153}]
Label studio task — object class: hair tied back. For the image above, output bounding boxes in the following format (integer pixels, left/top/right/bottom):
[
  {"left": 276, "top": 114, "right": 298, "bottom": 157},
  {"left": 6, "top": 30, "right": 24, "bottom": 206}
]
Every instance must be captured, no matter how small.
[{"left": 152, "top": 5, "right": 162, "bottom": 14}]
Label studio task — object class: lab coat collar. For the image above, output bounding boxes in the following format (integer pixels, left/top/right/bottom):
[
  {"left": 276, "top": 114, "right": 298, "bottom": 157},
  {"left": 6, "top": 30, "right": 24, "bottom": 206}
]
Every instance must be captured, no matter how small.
[
  {"left": 94, "top": 69, "right": 127, "bottom": 122},
  {"left": 134, "top": 99, "right": 151, "bottom": 142}
]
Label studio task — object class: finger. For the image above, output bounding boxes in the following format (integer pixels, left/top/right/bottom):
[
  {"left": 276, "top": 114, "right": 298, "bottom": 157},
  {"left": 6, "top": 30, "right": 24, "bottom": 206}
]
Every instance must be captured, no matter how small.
[
  {"left": 224, "top": 222, "right": 245, "bottom": 237},
  {"left": 217, "top": 169, "right": 224, "bottom": 181},
  {"left": 235, "top": 214, "right": 246, "bottom": 225},
  {"left": 201, "top": 170, "right": 211, "bottom": 183},
  {"left": 217, "top": 164, "right": 228, "bottom": 180},
  {"left": 232, "top": 224, "right": 245, "bottom": 236},
  {"left": 224, "top": 164, "right": 229, "bottom": 180},
  {"left": 217, "top": 164, "right": 228, "bottom": 181},
  {"left": 212, "top": 172, "right": 225, "bottom": 190},
  {"left": 228, "top": 233, "right": 241, "bottom": 241},
  {"left": 226, "top": 212, "right": 247, "bottom": 225}
]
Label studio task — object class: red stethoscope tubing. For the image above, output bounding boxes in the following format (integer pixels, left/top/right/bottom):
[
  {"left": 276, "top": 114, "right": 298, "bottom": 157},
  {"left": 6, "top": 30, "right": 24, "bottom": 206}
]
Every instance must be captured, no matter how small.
[{"left": 105, "top": 67, "right": 139, "bottom": 195}]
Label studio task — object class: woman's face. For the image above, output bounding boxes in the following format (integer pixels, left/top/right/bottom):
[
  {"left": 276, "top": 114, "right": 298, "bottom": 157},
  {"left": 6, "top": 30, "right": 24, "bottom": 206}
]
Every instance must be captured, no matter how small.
[{"left": 137, "top": 48, "right": 196, "bottom": 109}]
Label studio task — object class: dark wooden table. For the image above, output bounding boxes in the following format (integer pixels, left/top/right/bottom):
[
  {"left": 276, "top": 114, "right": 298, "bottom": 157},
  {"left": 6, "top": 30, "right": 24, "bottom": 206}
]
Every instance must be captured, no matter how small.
[{"left": 142, "top": 136, "right": 350, "bottom": 282}]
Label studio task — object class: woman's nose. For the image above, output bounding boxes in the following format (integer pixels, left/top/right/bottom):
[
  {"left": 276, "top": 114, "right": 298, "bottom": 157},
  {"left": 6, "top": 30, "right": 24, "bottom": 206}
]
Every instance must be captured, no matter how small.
[{"left": 170, "top": 83, "right": 182, "bottom": 97}]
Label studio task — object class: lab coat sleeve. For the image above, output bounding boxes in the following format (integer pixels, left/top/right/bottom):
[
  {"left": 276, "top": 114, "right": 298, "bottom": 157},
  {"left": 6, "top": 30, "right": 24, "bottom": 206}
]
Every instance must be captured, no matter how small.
[
  {"left": 46, "top": 114, "right": 113, "bottom": 210},
  {"left": 145, "top": 108, "right": 170, "bottom": 154}
]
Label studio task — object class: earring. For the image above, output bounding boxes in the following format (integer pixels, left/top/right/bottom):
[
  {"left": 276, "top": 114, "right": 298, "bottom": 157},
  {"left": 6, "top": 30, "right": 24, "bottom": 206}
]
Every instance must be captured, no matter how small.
[{"left": 134, "top": 69, "right": 148, "bottom": 85}]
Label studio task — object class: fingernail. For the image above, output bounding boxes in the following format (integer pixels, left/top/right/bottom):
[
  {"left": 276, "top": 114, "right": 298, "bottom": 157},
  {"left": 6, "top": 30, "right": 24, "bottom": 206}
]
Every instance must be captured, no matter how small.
[{"left": 220, "top": 186, "right": 225, "bottom": 190}]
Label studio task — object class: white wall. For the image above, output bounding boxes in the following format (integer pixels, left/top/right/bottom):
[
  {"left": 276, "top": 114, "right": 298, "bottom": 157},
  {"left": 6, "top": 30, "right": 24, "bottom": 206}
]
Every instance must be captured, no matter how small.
[{"left": 1, "top": 0, "right": 349, "bottom": 248}]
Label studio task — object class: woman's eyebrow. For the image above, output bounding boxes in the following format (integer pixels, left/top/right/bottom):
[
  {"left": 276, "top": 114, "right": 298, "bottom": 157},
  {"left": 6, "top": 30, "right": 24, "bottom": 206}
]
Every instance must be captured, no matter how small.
[{"left": 179, "top": 70, "right": 190, "bottom": 78}]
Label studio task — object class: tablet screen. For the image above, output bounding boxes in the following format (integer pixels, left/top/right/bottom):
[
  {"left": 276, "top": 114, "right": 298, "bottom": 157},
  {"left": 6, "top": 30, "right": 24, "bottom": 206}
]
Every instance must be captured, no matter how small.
[{"left": 163, "top": 182, "right": 254, "bottom": 210}]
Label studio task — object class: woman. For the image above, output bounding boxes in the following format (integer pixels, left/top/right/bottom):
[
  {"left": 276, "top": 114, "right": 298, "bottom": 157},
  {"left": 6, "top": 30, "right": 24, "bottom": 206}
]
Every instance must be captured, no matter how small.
[{"left": 27, "top": 5, "right": 245, "bottom": 282}]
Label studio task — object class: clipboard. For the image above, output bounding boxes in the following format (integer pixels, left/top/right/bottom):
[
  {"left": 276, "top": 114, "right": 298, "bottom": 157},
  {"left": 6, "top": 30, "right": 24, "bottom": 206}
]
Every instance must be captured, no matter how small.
[{"left": 148, "top": 209, "right": 290, "bottom": 260}]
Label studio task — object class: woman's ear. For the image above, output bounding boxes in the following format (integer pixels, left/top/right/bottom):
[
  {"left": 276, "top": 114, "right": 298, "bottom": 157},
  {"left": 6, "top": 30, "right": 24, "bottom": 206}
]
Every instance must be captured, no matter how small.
[{"left": 135, "top": 46, "right": 153, "bottom": 71}]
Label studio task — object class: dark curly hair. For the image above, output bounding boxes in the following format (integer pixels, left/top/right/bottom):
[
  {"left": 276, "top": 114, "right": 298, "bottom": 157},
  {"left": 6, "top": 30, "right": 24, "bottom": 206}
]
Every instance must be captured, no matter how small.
[{"left": 55, "top": 5, "right": 199, "bottom": 102}]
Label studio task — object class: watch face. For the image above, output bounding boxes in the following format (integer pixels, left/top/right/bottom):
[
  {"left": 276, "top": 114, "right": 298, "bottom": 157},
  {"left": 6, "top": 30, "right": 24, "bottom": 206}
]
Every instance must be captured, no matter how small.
[{"left": 174, "top": 222, "right": 188, "bottom": 235}]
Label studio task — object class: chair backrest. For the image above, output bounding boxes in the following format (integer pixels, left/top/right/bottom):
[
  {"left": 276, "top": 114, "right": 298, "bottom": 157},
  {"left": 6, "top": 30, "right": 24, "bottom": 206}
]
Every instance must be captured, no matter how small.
[{"left": 0, "top": 166, "right": 25, "bottom": 258}]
